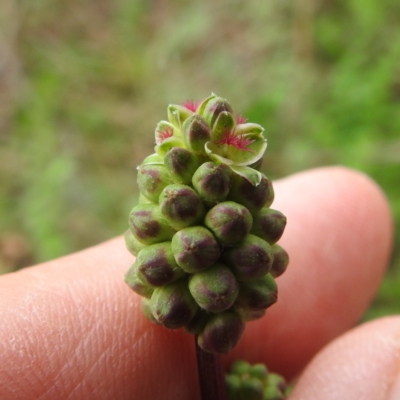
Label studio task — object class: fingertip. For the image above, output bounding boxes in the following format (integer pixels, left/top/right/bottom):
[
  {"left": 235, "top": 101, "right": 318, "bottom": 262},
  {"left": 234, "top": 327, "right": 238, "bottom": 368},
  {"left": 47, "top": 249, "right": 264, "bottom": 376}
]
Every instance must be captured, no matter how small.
[{"left": 289, "top": 316, "right": 400, "bottom": 400}]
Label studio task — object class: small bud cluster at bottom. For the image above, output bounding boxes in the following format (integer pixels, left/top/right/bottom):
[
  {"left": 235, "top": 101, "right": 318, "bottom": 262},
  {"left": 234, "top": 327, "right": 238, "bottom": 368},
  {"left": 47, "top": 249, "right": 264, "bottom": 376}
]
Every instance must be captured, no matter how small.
[{"left": 226, "top": 360, "right": 288, "bottom": 400}]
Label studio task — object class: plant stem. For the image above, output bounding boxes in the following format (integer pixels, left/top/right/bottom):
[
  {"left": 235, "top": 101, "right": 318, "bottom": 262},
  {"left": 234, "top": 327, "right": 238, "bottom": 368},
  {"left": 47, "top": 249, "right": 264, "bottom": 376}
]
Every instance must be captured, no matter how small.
[{"left": 195, "top": 336, "right": 228, "bottom": 400}]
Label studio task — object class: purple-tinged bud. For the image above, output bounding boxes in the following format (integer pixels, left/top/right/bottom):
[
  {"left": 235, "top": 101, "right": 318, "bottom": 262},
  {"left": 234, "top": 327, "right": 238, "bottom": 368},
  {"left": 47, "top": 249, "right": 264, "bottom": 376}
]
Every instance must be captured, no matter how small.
[
  {"left": 236, "top": 308, "right": 266, "bottom": 322},
  {"left": 141, "top": 298, "right": 159, "bottom": 324},
  {"left": 270, "top": 244, "right": 289, "bottom": 278},
  {"left": 249, "top": 364, "right": 268, "bottom": 380},
  {"left": 235, "top": 273, "right": 278, "bottom": 311},
  {"left": 171, "top": 226, "right": 220, "bottom": 273},
  {"left": 129, "top": 204, "right": 176, "bottom": 245},
  {"left": 159, "top": 184, "right": 205, "bottom": 230},
  {"left": 251, "top": 208, "right": 287, "bottom": 245},
  {"left": 182, "top": 115, "right": 211, "bottom": 156},
  {"left": 184, "top": 309, "right": 209, "bottom": 335},
  {"left": 124, "top": 263, "right": 155, "bottom": 298},
  {"left": 189, "top": 263, "right": 239, "bottom": 313},
  {"left": 264, "top": 373, "right": 287, "bottom": 399},
  {"left": 197, "top": 311, "right": 245, "bottom": 354},
  {"left": 228, "top": 173, "right": 274, "bottom": 215},
  {"left": 201, "top": 96, "right": 233, "bottom": 128},
  {"left": 204, "top": 201, "right": 253, "bottom": 245},
  {"left": 240, "top": 377, "right": 264, "bottom": 400},
  {"left": 164, "top": 147, "right": 202, "bottom": 185},
  {"left": 222, "top": 234, "right": 273, "bottom": 281},
  {"left": 150, "top": 280, "right": 199, "bottom": 329},
  {"left": 136, "top": 242, "right": 186, "bottom": 287},
  {"left": 192, "top": 162, "right": 232, "bottom": 207},
  {"left": 137, "top": 163, "right": 173, "bottom": 203},
  {"left": 124, "top": 229, "right": 146, "bottom": 256}
]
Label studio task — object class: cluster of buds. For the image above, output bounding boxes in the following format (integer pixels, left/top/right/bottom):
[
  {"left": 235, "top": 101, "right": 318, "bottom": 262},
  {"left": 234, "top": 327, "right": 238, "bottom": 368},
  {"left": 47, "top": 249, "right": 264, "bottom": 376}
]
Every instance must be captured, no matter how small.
[
  {"left": 125, "top": 94, "right": 289, "bottom": 354},
  {"left": 225, "top": 360, "right": 288, "bottom": 400}
]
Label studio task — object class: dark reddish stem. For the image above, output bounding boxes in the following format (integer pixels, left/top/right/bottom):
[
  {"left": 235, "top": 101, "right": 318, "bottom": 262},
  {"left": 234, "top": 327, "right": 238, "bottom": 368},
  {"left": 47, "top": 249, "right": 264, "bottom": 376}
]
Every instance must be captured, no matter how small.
[{"left": 195, "top": 337, "right": 228, "bottom": 400}]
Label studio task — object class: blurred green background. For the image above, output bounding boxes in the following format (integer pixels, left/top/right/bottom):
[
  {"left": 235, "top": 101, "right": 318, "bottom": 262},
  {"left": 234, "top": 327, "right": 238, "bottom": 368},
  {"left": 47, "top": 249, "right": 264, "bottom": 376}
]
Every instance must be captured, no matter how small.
[{"left": 0, "top": 0, "right": 399, "bottom": 318}]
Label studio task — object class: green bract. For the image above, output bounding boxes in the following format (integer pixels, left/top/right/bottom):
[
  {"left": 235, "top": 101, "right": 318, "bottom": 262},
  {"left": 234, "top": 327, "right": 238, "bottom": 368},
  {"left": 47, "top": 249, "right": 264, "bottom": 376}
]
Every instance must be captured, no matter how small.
[{"left": 125, "top": 94, "right": 289, "bottom": 354}]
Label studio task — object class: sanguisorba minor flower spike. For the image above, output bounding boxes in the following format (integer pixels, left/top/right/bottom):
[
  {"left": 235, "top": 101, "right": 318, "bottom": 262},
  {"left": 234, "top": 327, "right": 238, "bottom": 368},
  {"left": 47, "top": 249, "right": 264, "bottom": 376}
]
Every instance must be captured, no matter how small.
[{"left": 125, "top": 93, "right": 289, "bottom": 354}]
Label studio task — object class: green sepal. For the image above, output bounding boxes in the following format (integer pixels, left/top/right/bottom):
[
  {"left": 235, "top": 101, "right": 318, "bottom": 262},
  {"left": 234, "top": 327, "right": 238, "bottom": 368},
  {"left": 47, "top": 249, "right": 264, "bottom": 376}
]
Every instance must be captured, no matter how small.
[
  {"left": 167, "top": 104, "right": 194, "bottom": 128},
  {"left": 211, "top": 111, "right": 236, "bottom": 143},
  {"left": 229, "top": 165, "right": 263, "bottom": 186}
]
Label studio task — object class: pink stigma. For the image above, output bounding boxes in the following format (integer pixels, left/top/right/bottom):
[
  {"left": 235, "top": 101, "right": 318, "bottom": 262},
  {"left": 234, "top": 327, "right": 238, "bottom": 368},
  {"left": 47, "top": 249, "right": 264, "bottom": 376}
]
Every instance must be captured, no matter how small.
[
  {"left": 215, "top": 130, "right": 254, "bottom": 152},
  {"left": 156, "top": 126, "right": 173, "bottom": 144},
  {"left": 182, "top": 99, "right": 200, "bottom": 112},
  {"left": 235, "top": 114, "right": 248, "bottom": 124}
]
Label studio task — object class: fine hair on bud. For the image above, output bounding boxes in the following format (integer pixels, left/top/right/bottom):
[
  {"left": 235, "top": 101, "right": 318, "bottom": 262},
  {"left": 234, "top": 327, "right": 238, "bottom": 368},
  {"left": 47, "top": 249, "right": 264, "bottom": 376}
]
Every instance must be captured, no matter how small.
[
  {"left": 234, "top": 273, "right": 278, "bottom": 311},
  {"left": 222, "top": 234, "right": 273, "bottom": 281},
  {"left": 129, "top": 204, "right": 176, "bottom": 245},
  {"left": 204, "top": 201, "right": 253, "bottom": 245},
  {"left": 124, "top": 229, "right": 146, "bottom": 256},
  {"left": 228, "top": 173, "right": 275, "bottom": 215},
  {"left": 150, "top": 280, "right": 199, "bottom": 329},
  {"left": 197, "top": 311, "right": 245, "bottom": 354},
  {"left": 137, "top": 163, "right": 173, "bottom": 203},
  {"left": 251, "top": 208, "right": 287, "bottom": 245},
  {"left": 159, "top": 184, "right": 205, "bottom": 230},
  {"left": 124, "top": 263, "right": 154, "bottom": 298},
  {"left": 135, "top": 242, "right": 186, "bottom": 287},
  {"left": 270, "top": 244, "right": 289, "bottom": 278},
  {"left": 192, "top": 162, "right": 232, "bottom": 207},
  {"left": 171, "top": 226, "right": 221, "bottom": 273},
  {"left": 164, "top": 147, "right": 201, "bottom": 185},
  {"left": 189, "top": 263, "right": 239, "bottom": 313}
]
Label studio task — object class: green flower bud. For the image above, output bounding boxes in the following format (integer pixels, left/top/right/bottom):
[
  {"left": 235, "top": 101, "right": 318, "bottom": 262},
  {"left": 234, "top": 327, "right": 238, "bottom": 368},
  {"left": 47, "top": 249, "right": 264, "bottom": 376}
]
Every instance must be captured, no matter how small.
[
  {"left": 182, "top": 115, "right": 211, "bottom": 156},
  {"left": 184, "top": 308, "right": 209, "bottom": 335},
  {"left": 249, "top": 364, "right": 268, "bottom": 380},
  {"left": 137, "top": 163, "right": 173, "bottom": 203},
  {"left": 225, "top": 374, "right": 242, "bottom": 400},
  {"left": 270, "top": 244, "right": 289, "bottom": 278},
  {"left": 124, "top": 229, "right": 146, "bottom": 256},
  {"left": 129, "top": 204, "right": 176, "bottom": 245},
  {"left": 141, "top": 297, "right": 159, "bottom": 324},
  {"left": 235, "top": 273, "right": 278, "bottom": 311},
  {"left": 159, "top": 184, "right": 205, "bottom": 230},
  {"left": 228, "top": 173, "right": 274, "bottom": 215},
  {"left": 164, "top": 147, "right": 202, "bottom": 185},
  {"left": 264, "top": 373, "right": 287, "bottom": 400},
  {"left": 124, "top": 263, "right": 154, "bottom": 298},
  {"left": 192, "top": 162, "right": 232, "bottom": 207},
  {"left": 223, "top": 234, "right": 273, "bottom": 281},
  {"left": 171, "top": 226, "right": 220, "bottom": 273},
  {"left": 240, "top": 377, "right": 264, "bottom": 400},
  {"left": 150, "top": 280, "right": 199, "bottom": 329},
  {"left": 197, "top": 311, "right": 245, "bottom": 354},
  {"left": 236, "top": 308, "right": 266, "bottom": 322},
  {"left": 189, "top": 263, "right": 239, "bottom": 313},
  {"left": 136, "top": 242, "right": 186, "bottom": 287},
  {"left": 204, "top": 201, "right": 253, "bottom": 245},
  {"left": 230, "top": 360, "right": 251, "bottom": 376},
  {"left": 138, "top": 193, "right": 152, "bottom": 204},
  {"left": 201, "top": 96, "right": 233, "bottom": 128},
  {"left": 251, "top": 208, "right": 287, "bottom": 245}
]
